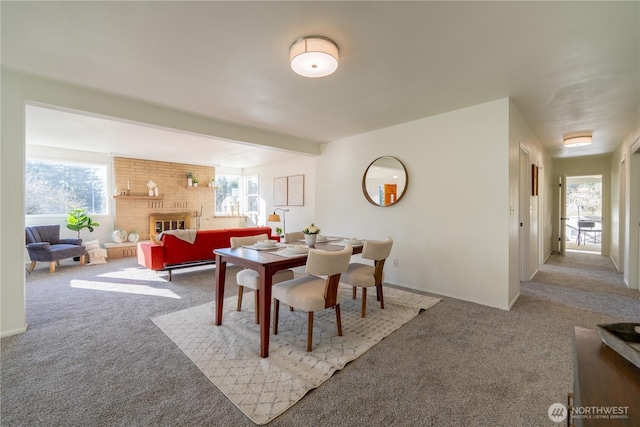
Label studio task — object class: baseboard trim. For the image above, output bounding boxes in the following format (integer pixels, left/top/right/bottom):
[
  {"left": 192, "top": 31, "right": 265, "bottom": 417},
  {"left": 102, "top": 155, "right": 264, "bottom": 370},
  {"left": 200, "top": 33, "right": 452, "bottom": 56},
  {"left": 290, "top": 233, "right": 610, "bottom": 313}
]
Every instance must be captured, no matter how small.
[
  {"left": 1, "top": 324, "right": 27, "bottom": 338},
  {"left": 609, "top": 255, "right": 621, "bottom": 272},
  {"left": 508, "top": 292, "right": 521, "bottom": 310}
]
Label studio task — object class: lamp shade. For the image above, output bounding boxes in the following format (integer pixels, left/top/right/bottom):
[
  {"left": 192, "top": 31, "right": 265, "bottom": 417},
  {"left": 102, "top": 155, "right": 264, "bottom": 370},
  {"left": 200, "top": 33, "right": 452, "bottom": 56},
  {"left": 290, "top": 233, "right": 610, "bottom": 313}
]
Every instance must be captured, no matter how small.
[
  {"left": 564, "top": 135, "right": 592, "bottom": 147},
  {"left": 267, "top": 214, "right": 281, "bottom": 222},
  {"left": 290, "top": 36, "right": 339, "bottom": 78}
]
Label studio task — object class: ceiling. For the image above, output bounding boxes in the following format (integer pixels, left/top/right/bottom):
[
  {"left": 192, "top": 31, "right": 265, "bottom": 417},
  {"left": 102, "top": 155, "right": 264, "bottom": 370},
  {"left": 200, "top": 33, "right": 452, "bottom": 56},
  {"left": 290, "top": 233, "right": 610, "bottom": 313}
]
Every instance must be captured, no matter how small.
[{"left": 2, "top": 1, "right": 639, "bottom": 167}]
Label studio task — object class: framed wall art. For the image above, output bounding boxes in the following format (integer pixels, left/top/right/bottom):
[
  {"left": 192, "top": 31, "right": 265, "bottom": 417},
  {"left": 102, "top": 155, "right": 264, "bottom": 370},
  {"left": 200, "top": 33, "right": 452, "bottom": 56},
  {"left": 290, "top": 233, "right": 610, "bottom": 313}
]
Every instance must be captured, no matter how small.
[
  {"left": 287, "top": 175, "right": 304, "bottom": 206},
  {"left": 273, "top": 177, "right": 287, "bottom": 206}
]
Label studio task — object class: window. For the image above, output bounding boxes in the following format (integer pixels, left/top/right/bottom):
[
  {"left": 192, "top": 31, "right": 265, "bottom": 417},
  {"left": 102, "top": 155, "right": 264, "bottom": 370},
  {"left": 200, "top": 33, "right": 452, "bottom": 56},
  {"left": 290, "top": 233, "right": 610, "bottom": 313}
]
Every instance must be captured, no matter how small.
[
  {"left": 25, "top": 159, "right": 108, "bottom": 215},
  {"left": 244, "top": 175, "right": 259, "bottom": 224},
  {"left": 214, "top": 174, "right": 260, "bottom": 221},
  {"left": 215, "top": 174, "right": 241, "bottom": 215}
]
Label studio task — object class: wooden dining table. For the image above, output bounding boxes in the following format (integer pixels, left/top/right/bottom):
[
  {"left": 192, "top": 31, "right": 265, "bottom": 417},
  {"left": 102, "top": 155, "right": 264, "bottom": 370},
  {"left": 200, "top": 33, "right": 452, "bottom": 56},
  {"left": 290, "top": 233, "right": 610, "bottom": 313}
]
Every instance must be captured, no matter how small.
[{"left": 214, "top": 239, "right": 363, "bottom": 358}]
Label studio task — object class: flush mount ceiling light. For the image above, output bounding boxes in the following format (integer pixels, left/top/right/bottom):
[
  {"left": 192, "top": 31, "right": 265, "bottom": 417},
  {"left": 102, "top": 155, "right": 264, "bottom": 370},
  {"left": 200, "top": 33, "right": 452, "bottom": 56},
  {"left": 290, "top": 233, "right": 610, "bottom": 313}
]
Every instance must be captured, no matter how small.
[
  {"left": 290, "top": 36, "right": 339, "bottom": 78},
  {"left": 563, "top": 135, "right": 592, "bottom": 148}
]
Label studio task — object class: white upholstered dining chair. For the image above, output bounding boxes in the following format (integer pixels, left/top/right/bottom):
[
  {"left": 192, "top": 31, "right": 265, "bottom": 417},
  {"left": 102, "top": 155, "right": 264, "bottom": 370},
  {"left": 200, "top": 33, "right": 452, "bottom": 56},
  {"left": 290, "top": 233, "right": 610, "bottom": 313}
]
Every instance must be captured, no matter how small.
[
  {"left": 340, "top": 237, "right": 393, "bottom": 318},
  {"left": 283, "top": 231, "right": 304, "bottom": 243},
  {"left": 229, "top": 234, "right": 294, "bottom": 324},
  {"left": 272, "top": 245, "right": 353, "bottom": 352}
]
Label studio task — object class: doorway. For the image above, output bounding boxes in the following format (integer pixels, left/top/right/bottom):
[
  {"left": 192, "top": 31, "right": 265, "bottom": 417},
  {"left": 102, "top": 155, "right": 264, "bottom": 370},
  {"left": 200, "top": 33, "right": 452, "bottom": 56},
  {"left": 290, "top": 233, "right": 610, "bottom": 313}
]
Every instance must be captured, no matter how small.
[{"left": 564, "top": 175, "right": 603, "bottom": 254}]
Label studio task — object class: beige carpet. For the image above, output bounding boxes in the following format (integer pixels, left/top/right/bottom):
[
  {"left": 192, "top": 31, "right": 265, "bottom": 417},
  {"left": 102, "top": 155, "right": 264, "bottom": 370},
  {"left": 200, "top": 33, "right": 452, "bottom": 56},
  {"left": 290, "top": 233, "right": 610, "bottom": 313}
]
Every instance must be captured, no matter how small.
[{"left": 152, "top": 284, "right": 440, "bottom": 425}]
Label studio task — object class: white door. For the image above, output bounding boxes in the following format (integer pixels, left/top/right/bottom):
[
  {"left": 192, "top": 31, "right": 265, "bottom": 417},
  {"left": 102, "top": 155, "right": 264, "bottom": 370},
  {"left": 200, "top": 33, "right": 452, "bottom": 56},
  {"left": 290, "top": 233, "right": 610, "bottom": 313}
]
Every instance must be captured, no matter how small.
[{"left": 519, "top": 145, "right": 530, "bottom": 281}]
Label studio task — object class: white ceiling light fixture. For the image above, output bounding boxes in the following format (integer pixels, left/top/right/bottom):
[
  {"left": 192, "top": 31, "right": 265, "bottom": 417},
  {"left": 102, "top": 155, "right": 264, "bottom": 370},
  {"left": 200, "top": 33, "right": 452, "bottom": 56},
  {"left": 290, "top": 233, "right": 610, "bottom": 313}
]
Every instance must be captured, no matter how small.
[
  {"left": 290, "top": 36, "right": 339, "bottom": 78},
  {"left": 563, "top": 134, "right": 593, "bottom": 148}
]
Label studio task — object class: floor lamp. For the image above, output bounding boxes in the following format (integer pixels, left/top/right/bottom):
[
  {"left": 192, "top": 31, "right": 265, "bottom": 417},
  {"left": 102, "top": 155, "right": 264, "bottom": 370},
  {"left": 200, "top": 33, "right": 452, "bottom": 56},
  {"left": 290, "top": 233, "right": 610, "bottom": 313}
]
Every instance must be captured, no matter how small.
[{"left": 267, "top": 208, "right": 289, "bottom": 236}]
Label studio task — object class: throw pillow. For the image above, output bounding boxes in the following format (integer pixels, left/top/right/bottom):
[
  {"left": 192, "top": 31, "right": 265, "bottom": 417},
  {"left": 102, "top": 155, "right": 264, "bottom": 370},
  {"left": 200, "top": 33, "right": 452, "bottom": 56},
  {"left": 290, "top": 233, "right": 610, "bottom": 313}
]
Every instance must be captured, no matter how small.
[
  {"left": 83, "top": 239, "right": 101, "bottom": 251},
  {"left": 87, "top": 248, "right": 108, "bottom": 265}
]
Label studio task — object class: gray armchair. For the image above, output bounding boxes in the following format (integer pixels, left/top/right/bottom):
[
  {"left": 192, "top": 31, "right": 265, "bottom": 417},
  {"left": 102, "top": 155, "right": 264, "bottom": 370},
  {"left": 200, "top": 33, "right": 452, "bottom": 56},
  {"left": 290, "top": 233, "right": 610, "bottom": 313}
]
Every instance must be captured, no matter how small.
[{"left": 26, "top": 225, "right": 86, "bottom": 273}]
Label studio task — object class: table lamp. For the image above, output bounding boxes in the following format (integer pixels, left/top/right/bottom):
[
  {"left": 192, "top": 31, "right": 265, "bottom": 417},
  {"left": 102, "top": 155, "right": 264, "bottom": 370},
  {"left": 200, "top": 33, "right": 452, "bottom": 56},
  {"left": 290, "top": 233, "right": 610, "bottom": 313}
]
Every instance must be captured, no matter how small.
[{"left": 268, "top": 208, "right": 289, "bottom": 235}]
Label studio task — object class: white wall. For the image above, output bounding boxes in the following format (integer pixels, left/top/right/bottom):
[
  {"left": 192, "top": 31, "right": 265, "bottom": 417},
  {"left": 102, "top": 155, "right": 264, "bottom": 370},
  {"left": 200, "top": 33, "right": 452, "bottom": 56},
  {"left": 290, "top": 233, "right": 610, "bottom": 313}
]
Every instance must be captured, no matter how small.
[
  {"left": 610, "top": 106, "right": 640, "bottom": 289},
  {"left": 1, "top": 71, "right": 28, "bottom": 337},
  {"left": 244, "top": 155, "right": 317, "bottom": 236},
  {"left": 508, "top": 99, "right": 554, "bottom": 300},
  {"left": 315, "top": 99, "right": 514, "bottom": 309}
]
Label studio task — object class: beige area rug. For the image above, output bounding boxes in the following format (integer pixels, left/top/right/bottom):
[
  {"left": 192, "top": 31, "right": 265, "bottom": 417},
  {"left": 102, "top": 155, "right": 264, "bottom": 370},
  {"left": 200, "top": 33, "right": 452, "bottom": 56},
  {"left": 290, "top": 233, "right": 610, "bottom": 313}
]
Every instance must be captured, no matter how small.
[{"left": 152, "top": 285, "right": 440, "bottom": 425}]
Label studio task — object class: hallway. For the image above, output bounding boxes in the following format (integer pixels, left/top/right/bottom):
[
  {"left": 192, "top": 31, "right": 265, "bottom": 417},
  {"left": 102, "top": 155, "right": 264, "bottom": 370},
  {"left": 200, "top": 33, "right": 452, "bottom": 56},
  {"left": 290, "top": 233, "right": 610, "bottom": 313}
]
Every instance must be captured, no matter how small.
[{"left": 523, "top": 252, "right": 639, "bottom": 321}]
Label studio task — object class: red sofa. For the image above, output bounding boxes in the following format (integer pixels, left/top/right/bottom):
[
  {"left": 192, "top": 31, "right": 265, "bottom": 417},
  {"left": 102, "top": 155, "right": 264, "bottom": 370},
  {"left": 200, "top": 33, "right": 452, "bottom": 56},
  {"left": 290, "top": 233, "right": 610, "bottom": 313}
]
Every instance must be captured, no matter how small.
[{"left": 137, "top": 227, "right": 275, "bottom": 280}]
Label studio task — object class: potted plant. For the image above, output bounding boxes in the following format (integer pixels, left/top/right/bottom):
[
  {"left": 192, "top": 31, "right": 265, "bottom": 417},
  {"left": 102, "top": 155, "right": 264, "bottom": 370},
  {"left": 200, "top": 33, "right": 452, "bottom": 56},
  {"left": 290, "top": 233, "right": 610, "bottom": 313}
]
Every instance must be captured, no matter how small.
[
  {"left": 192, "top": 177, "right": 199, "bottom": 187},
  {"left": 66, "top": 208, "right": 100, "bottom": 239},
  {"left": 186, "top": 172, "right": 194, "bottom": 187},
  {"left": 275, "top": 227, "right": 283, "bottom": 238},
  {"left": 67, "top": 208, "right": 100, "bottom": 261},
  {"left": 302, "top": 223, "right": 320, "bottom": 246}
]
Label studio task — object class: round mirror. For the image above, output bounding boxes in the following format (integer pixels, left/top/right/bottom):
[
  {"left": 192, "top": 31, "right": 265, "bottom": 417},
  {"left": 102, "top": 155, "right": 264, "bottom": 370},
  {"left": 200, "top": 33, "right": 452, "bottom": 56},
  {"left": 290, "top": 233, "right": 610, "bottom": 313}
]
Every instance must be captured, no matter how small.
[{"left": 362, "top": 156, "right": 408, "bottom": 207}]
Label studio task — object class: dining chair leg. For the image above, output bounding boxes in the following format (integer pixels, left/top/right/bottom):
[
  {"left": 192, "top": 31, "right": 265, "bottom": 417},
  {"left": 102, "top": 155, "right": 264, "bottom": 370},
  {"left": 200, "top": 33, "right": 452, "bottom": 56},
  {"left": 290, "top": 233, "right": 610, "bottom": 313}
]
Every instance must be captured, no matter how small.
[
  {"left": 29, "top": 261, "right": 36, "bottom": 272},
  {"left": 361, "top": 287, "right": 367, "bottom": 318},
  {"left": 307, "top": 312, "right": 314, "bottom": 352},
  {"left": 273, "top": 299, "right": 279, "bottom": 335},
  {"left": 254, "top": 290, "right": 260, "bottom": 324},
  {"left": 378, "top": 284, "right": 385, "bottom": 309},
  {"left": 335, "top": 304, "right": 342, "bottom": 336},
  {"left": 352, "top": 287, "right": 357, "bottom": 299},
  {"left": 236, "top": 286, "right": 244, "bottom": 311}
]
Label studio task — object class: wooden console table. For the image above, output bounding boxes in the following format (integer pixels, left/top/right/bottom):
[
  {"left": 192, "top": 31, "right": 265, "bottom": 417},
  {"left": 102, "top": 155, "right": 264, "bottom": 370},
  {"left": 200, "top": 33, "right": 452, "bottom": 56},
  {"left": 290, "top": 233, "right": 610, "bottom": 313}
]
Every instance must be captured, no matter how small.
[{"left": 572, "top": 327, "right": 639, "bottom": 426}]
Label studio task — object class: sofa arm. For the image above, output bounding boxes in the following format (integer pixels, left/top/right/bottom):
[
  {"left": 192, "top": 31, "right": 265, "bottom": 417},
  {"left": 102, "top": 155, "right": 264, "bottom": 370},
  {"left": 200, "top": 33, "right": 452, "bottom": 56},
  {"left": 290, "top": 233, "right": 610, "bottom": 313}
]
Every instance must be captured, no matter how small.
[
  {"left": 26, "top": 242, "right": 51, "bottom": 251},
  {"left": 60, "top": 238, "right": 82, "bottom": 245},
  {"left": 137, "top": 242, "right": 165, "bottom": 271}
]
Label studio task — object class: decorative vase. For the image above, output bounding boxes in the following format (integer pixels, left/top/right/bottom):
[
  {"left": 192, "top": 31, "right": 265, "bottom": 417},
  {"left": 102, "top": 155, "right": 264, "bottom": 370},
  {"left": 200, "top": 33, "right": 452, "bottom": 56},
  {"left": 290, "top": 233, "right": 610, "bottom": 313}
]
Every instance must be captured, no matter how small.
[
  {"left": 148, "top": 189, "right": 154, "bottom": 196},
  {"left": 128, "top": 231, "right": 139, "bottom": 243},
  {"left": 304, "top": 234, "right": 317, "bottom": 246},
  {"left": 193, "top": 182, "right": 198, "bottom": 187},
  {"left": 112, "top": 228, "right": 128, "bottom": 244},
  {"left": 187, "top": 178, "right": 193, "bottom": 187},
  {"left": 154, "top": 187, "right": 159, "bottom": 196}
]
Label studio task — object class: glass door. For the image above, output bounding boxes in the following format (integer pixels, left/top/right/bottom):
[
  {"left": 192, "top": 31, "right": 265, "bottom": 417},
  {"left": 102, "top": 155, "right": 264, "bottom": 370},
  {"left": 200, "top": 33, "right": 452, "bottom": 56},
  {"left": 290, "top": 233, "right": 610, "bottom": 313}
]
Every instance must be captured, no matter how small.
[{"left": 565, "top": 175, "right": 602, "bottom": 253}]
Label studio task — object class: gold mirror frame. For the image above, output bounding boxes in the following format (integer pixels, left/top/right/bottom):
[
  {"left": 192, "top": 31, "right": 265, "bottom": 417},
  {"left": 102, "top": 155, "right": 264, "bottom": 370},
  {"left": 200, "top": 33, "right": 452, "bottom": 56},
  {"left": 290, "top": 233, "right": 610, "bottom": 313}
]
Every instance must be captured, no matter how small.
[{"left": 362, "top": 156, "right": 408, "bottom": 207}]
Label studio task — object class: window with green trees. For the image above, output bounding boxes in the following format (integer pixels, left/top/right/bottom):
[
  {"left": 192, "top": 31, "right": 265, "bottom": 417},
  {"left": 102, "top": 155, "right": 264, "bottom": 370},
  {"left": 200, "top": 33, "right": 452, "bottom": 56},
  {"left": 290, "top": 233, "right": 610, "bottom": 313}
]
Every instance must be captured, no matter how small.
[{"left": 25, "top": 159, "right": 108, "bottom": 215}]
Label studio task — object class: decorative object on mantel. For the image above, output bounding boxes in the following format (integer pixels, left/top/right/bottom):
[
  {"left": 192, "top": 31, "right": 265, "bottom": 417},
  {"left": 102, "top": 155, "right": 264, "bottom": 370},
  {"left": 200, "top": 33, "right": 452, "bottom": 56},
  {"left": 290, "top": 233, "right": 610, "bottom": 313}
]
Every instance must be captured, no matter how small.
[
  {"left": 186, "top": 172, "right": 194, "bottom": 187},
  {"left": 128, "top": 231, "right": 139, "bottom": 243},
  {"left": 146, "top": 180, "right": 157, "bottom": 197},
  {"left": 112, "top": 228, "right": 128, "bottom": 244},
  {"left": 302, "top": 223, "right": 320, "bottom": 246},
  {"left": 192, "top": 178, "right": 199, "bottom": 187}
]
